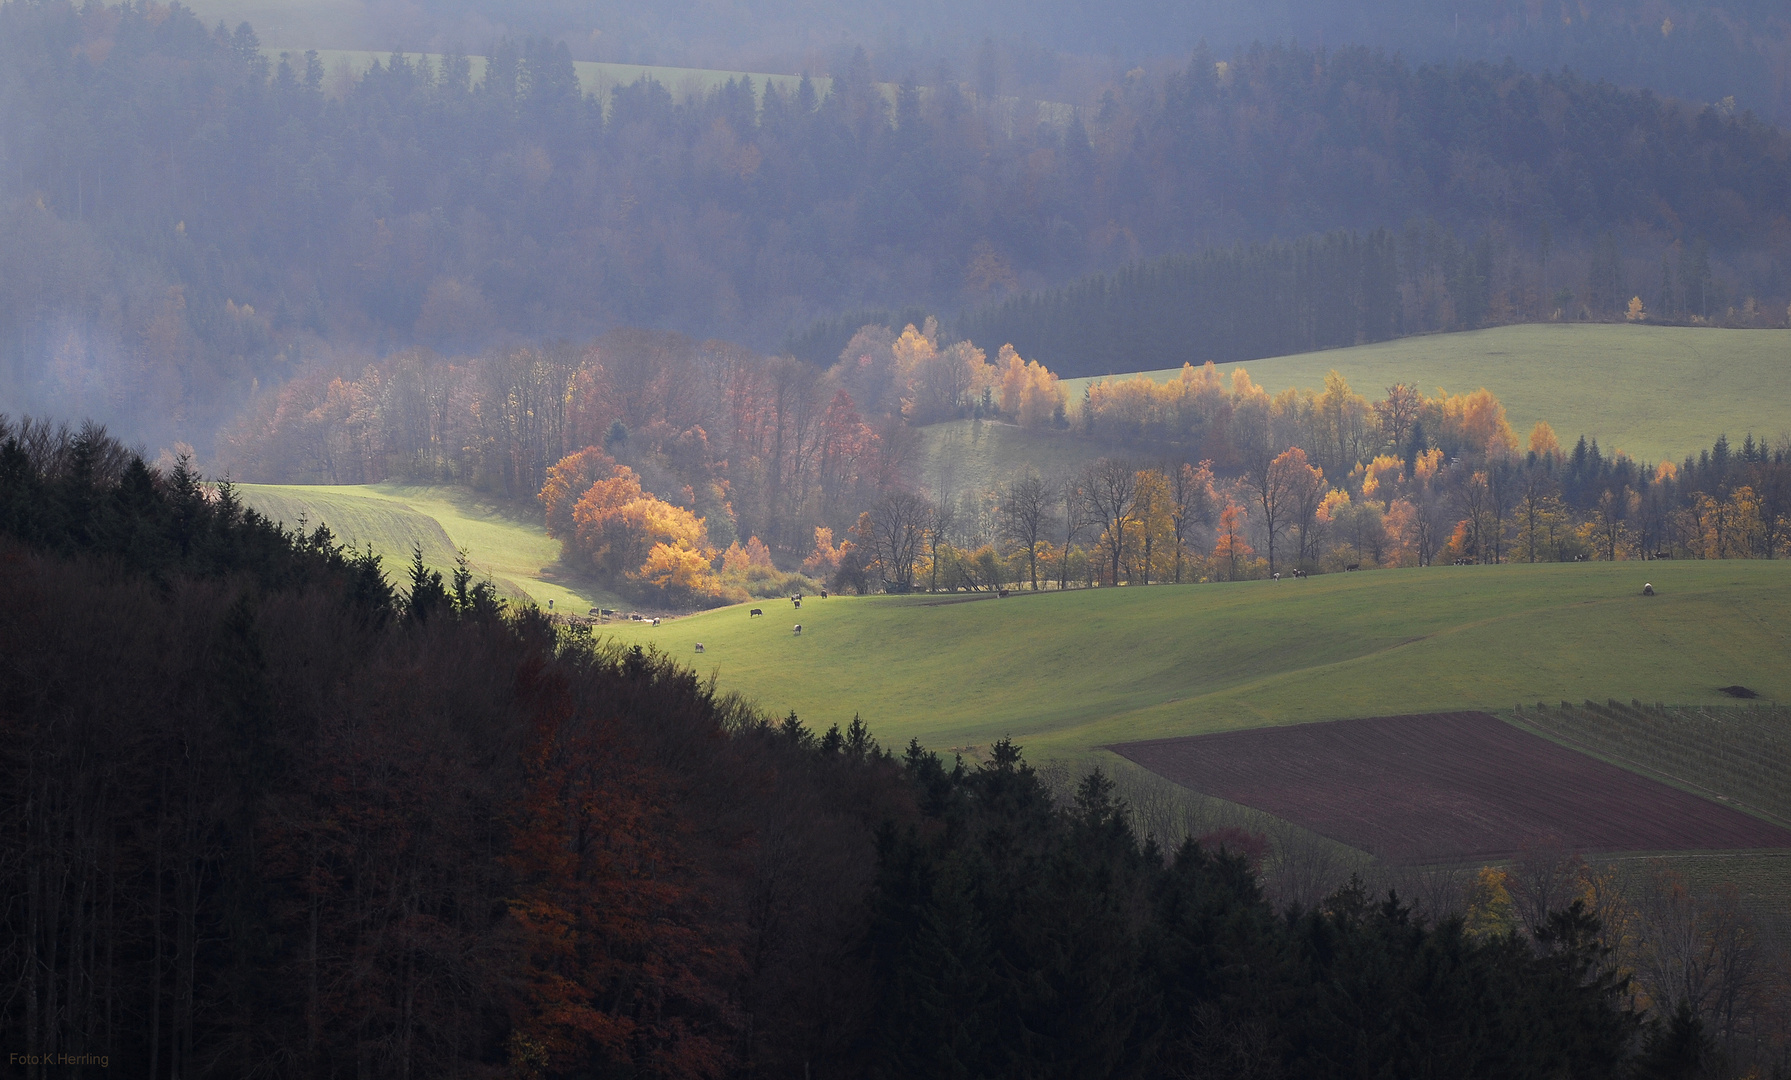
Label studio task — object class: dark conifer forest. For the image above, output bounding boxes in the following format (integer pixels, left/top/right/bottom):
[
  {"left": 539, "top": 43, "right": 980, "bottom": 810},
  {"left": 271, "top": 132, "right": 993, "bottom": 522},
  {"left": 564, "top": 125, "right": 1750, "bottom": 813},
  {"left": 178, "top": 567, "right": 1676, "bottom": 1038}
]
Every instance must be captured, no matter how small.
[{"left": 1, "top": 422, "right": 1692, "bottom": 1078}]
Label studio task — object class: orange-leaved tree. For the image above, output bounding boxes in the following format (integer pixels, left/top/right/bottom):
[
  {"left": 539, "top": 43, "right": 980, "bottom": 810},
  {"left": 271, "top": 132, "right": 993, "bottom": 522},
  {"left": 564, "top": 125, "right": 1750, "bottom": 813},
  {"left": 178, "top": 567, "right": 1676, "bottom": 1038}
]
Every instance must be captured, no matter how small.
[
  {"left": 1212, "top": 499, "right": 1252, "bottom": 581},
  {"left": 541, "top": 446, "right": 621, "bottom": 537},
  {"left": 543, "top": 448, "right": 724, "bottom": 603}
]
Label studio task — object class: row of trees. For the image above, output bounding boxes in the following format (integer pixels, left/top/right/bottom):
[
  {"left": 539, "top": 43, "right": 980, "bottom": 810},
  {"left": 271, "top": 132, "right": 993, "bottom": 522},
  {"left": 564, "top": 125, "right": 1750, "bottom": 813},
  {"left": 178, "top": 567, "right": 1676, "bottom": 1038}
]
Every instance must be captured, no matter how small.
[
  {"left": 219, "top": 331, "right": 903, "bottom": 560},
  {"left": 217, "top": 321, "right": 1790, "bottom": 605},
  {"left": 220, "top": 324, "right": 1074, "bottom": 602},
  {"left": 834, "top": 426, "right": 1791, "bottom": 596},
  {"left": 6, "top": 0, "right": 1791, "bottom": 445}
]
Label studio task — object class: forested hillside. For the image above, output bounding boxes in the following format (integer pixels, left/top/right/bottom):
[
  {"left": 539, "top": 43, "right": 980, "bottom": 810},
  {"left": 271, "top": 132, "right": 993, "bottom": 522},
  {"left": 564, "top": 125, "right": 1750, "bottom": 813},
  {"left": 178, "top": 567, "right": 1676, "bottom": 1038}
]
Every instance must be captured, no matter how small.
[
  {"left": 955, "top": 224, "right": 1786, "bottom": 376},
  {"left": 190, "top": 0, "right": 1791, "bottom": 126},
  {"left": 0, "top": 420, "right": 1729, "bottom": 1078},
  {"left": 3, "top": 0, "right": 1789, "bottom": 447}
]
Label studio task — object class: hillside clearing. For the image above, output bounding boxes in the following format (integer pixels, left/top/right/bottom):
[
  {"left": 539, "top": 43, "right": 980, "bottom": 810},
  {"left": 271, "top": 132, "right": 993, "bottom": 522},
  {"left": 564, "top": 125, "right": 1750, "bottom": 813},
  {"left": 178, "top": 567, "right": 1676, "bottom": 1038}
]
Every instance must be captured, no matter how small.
[{"left": 237, "top": 483, "right": 621, "bottom": 612}]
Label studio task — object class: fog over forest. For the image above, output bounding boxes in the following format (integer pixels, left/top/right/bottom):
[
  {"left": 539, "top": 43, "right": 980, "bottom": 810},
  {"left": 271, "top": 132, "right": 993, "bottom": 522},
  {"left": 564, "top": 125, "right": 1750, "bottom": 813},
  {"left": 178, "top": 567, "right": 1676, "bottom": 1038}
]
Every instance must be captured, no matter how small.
[
  {"left": 1, "top": 0, "right": 1788, "bottom": 453},
  {"left": 193, "top": 0, "right": 1791, "bottom": 125}
]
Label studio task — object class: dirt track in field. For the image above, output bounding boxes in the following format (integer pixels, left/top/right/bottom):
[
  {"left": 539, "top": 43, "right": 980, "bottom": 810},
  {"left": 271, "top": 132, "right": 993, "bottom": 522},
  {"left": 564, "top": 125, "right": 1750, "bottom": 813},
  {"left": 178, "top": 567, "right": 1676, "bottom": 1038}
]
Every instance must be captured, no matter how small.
[{"left": 1109, "top": 712, "right": 1791, "bottom": 863}]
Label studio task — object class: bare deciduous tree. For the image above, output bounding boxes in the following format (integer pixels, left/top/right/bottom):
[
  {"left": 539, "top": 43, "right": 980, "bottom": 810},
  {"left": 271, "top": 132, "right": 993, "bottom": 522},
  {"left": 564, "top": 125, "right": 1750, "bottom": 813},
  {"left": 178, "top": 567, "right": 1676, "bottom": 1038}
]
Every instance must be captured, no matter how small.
[
  {"left": 998, "top": 474, "right": 1052, "bottom": 590},
  {"left": 867, "top": 489, "right": 931, "bottom": 591},
  {"left": 1083, "top": 458, "right": 1137, "bottom": 586}
]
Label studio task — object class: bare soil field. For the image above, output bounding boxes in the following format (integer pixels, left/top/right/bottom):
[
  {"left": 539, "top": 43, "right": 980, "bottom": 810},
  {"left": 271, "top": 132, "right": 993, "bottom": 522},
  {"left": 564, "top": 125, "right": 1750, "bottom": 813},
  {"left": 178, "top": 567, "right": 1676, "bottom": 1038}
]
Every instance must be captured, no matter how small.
[{"left": 1109, "top": 712, "right": 1791, "bottom": 863}]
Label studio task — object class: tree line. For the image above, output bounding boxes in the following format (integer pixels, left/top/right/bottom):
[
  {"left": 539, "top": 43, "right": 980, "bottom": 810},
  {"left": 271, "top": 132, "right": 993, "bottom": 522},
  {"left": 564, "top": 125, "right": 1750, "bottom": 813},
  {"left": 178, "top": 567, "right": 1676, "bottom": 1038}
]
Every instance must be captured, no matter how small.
[
  {"left": 5, "top": 0, "right": 1791, "bottom": 446},
  {"left": 218, "top": 318, "right": 1791, "bottom": 607},
  {"left": 6, "top": 416, "right": 1780, "bottom": 1077},
  {"left": 824, "top": 362, "right": 1791, "bottom": 594}
]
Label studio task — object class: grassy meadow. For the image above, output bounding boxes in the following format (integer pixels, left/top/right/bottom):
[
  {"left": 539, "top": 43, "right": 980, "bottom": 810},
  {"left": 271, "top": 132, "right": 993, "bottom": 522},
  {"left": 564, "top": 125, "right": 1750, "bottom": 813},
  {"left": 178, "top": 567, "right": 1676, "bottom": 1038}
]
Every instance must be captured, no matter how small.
[
  {"left": 603, "top": 559, "right": 1791, "bottom": 760},
  {"left": 1059, "top": 324, "right": 1791, "bottom": 465},
  {"left": 237, "top": 482, "right": 623, "bottom": 612}
]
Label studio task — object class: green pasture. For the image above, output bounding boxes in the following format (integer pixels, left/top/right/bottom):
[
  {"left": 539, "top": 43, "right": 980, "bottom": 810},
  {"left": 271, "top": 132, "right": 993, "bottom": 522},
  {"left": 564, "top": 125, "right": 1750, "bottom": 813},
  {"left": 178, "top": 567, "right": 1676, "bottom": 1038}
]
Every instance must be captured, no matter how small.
[
  {"left": 236, "top": 482, "right": 622, "bottom": 612},
  {"left": 1059, "top": 323, "right": 1791, "bottom": 465},
  {"left": 606, "top": 559, "right": 1791, "bottom": 760}
]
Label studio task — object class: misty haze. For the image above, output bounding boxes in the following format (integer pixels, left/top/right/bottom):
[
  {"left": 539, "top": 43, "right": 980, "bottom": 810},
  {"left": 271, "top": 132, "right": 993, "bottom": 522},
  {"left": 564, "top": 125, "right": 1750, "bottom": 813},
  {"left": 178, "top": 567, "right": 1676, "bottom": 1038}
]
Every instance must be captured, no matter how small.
[{"left": 4, "top": 0, "right": 1791, "bottom": 1076}]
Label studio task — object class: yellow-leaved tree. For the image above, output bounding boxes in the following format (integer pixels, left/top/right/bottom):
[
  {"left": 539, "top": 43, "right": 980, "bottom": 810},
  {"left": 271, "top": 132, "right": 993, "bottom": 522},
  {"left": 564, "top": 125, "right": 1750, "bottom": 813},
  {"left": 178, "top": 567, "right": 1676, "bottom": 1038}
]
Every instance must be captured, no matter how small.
[
  {"left": 1463, "top": 867, "right": 1517, "bottom": 939},
  {"left": 895, "top": 322, "right": 996, "bottom": 422},
  {"left": 1527, "top": 421, "right": 1562, "bottom": 463},
  {"left": 1360, "top": 455, "right": 1404, "bottom": 505},
  {"left": 995, "top": 344, "right": 1066, "bottom": 428}
]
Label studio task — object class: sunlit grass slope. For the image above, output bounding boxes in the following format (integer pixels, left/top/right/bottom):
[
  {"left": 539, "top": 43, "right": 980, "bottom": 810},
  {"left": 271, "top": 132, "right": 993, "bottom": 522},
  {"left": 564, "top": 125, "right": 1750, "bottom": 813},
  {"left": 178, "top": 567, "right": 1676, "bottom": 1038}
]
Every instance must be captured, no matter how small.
[
  {"left": 608, "top": 560, "right": 1791, "bottom": 758},
  {"left": 237, "top": 483, "right": 622, "bottom": 612},
  {"left": 1060, "top": 324, "right": 1791, "bottom": 465}
]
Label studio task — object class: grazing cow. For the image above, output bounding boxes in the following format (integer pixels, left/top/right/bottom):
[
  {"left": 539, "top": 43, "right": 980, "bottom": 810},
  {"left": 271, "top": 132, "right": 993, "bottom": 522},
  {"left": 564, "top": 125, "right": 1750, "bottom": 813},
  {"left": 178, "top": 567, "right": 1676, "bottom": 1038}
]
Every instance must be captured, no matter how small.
[
  {"left": 1642, "top": 583, "right": 1655, "bottom": 596},
  {"left": 652, "top": 618, "right": 661, "bottom": 626},
  {"left": 1653, "top": 550, "right": 1670, "bottom": 560},
  {"left": 794, "top": 599, "right": 802, "bottom": 608},
  {"left": 695, "top": 643, "right": 705, "bottom": 653},
  {"left": 998, "top": 588, "right": 1010, "bottom": 597},
  {"left": 1272, "top": 572, "right": 1280, "bottom": 582},
  {"left": 589, "top": 608, "right": 601, "bottom": 616},
  {"left": 820, "top": 589, "right": 828, "bottom": 598},
  {"left": 793, "top": 624, "right": 802, "bottom": 634},
  {"left": 1292, "top": 568, "right": 1307, "bottom": 579},
  {"left": 1345, "top": 563, "right": 1361, "bottom": 572},
  {"left": 750, "top": 608, "right": 763, "bottom": 617}
]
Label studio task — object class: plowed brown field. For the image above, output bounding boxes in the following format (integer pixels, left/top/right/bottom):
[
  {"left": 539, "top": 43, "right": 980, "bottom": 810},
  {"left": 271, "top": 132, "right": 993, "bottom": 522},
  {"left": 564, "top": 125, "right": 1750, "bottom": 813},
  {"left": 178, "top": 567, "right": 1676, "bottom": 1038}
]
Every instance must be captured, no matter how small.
[{"left": 1109, "top": 712, "right": 1791, "bottom": 863}]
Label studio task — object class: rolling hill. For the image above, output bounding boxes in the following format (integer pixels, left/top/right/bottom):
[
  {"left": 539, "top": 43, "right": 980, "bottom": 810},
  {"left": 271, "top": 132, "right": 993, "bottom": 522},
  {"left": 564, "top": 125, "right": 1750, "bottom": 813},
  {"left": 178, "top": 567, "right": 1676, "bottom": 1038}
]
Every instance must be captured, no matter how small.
[
  {"left": 1058, "top": 323, "right": 1791, "bottom": 466},
  {"left": 602, "top": 559, "right": 1791, "bottom": 759},
  {"left": 236, "top": 482, "right": 623, "bottom": 612}
]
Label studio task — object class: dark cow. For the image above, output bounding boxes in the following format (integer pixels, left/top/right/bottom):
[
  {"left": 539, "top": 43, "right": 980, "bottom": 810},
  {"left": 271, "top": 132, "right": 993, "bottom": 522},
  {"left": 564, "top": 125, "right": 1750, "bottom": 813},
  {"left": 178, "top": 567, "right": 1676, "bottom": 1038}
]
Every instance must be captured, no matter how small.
[
  {"left": 1345, "top": 564, "right": 1361, "bottom": 572},
  {"left": 1642, "top": 583, "right": 1655, "bottom": 596},
  {"left": 793, "top": 624, "right": 802, "bottom": 634},
  {"left": 750, "top": 608, "right": 763, "bottom": 617}
]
